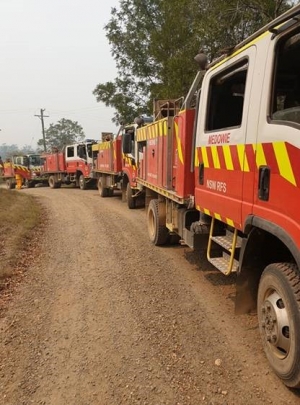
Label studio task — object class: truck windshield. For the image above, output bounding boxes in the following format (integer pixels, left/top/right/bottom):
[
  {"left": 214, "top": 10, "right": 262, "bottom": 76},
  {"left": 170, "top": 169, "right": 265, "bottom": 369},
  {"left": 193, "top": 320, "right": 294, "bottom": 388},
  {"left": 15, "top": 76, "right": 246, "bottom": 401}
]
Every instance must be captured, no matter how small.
[
  {"left": 86, "top": 144, "right": 93, "bottom": 159},
  {"left": 29, "top": 155, "right": 42, "bottom": 166},
  {"left": 271, "top": 30, "right": 300, "bottom": 124}
]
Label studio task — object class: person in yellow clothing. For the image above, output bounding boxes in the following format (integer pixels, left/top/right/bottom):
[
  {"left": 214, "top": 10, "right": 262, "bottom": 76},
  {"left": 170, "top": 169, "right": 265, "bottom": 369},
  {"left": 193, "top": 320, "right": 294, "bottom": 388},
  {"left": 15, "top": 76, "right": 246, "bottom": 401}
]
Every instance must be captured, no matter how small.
[
  {"left": 0, "top": 156, "right": 3, "bottom": 176},
  {"left": 15, "top": 173, "right": 22, "bottom": 189}
]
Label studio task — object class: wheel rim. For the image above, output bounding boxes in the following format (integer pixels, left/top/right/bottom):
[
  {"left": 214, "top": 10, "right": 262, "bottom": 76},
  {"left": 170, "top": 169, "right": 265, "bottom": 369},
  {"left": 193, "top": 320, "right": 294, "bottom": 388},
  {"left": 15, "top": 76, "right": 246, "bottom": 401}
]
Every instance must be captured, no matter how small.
[
  {"left": 79, "top": 176, "right": 84, "bottom": 188},
  {"left": 260, "top": 288, "right": 290, "bottom": 359}
]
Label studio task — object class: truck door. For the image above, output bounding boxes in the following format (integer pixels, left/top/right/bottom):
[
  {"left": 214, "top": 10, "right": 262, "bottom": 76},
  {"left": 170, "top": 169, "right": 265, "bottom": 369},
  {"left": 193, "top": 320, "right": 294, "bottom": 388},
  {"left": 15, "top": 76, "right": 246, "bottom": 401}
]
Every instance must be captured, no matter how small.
[
  {"left": 253, "top": 27, "right": 300, "bottom": 242},
  {"left": 65, "top": 145, "right": 77, "bottom": 173},
  {"left": 195, "top": 47, "right": 256, "bottom": 229}
]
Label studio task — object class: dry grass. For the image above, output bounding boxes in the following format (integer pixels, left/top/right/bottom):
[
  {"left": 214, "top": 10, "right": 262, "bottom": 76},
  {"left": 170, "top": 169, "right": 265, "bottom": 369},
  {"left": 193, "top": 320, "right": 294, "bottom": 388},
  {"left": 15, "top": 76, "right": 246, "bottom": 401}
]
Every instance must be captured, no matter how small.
[{"left": 0, "top": 188, "right": 42, "bottom": 286}]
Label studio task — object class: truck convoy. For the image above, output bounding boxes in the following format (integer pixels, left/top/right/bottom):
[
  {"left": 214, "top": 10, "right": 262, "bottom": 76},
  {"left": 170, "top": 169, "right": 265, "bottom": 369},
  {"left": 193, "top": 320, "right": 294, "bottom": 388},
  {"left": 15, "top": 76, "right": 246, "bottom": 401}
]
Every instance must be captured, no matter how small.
[
  {"left": 41, "top": 140, "right": 97, "bottom": 189},
  {"left": 121, "top": 5, "right": 300, "bottom": 388},
  {"left": 3, "top": 4, "right": 300, "bottom": 388},
  {"left": 1, "top": 154, "right": 47, "bottom": 189}
]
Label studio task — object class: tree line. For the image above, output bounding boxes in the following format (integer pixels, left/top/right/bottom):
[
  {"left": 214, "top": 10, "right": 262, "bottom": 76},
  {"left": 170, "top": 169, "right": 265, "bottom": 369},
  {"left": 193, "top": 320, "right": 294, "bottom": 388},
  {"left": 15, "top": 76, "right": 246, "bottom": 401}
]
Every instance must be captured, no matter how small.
[
  {"left": 3, "top": 1, "right": 298, "bottom": 156},
  {"left": 93, "top": 0, "right": 299, "bottom": 124}
]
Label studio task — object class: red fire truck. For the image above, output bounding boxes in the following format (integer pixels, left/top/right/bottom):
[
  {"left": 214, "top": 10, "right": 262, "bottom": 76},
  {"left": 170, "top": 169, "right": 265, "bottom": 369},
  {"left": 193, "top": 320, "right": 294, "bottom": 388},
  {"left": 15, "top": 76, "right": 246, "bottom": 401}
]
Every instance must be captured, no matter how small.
[
  {"left": 1, "top": 154, "right": 47, "bottom": 189},
  {"left": 41, "top": 140, "right": 97, "bottom": 189},
  {"left": 123, "top": 5, "right": 300, "bottom": 387},
  {"left": 92, "top": 127, "right": 145, "bottom": 209}
]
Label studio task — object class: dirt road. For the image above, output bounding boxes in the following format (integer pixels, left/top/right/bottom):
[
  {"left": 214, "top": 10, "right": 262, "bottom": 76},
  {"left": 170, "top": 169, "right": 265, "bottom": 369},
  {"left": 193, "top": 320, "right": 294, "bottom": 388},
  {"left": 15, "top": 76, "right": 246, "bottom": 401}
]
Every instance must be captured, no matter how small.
[{"left": 0, "top": 187, "right": 299, "bottom": 405}]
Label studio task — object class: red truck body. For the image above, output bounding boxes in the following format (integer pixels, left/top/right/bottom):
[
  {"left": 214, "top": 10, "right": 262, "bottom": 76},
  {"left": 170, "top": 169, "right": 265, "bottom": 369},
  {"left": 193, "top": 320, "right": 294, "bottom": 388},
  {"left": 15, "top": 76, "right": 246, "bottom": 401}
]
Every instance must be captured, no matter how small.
[
  {"left": 92, "top": 129, "right": 143, "bottom": 208},
  {"left": 1, "top": 154, "right": 47, "bottom": 189},
  {"left": 120, "top": 5, "right": 300, "bottom": 388},
  {"left": 136, "top": 110, "right": 195, "bottom": 200},
  {"left": 41, "top": 141, "right": 97, "bottom": 189}
]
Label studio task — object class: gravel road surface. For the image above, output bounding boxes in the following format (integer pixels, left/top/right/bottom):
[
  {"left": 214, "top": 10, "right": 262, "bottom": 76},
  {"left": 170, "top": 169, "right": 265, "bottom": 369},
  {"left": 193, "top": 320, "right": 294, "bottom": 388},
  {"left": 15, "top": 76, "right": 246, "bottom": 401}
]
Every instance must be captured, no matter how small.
[{"left": 1, "top": 187, "right": 300, "bottom": 405}]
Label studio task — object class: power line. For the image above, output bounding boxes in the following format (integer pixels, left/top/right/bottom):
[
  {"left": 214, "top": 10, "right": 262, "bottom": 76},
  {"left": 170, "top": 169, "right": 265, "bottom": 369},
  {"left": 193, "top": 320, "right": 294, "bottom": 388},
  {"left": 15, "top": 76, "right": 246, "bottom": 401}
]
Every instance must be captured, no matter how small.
[{"left": 34, "top": 109, "right": 49, "bottom": 152}]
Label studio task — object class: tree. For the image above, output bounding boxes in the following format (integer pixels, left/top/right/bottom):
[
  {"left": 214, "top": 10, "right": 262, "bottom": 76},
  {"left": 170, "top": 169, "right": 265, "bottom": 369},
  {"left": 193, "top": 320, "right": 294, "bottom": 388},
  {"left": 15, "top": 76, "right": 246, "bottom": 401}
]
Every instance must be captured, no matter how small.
[
  {"left": 93, "top": 0, "right": 297, "bottom": 124},
  {"left": 37, "top": 118, "right": 85, "bottom": 152}
]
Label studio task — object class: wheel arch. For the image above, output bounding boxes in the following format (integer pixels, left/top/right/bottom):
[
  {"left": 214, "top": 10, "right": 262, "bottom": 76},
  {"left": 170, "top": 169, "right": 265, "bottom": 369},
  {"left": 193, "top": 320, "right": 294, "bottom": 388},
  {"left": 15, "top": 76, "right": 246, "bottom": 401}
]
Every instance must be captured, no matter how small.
[
  {"left": 236, "top": 216, "right": 300, "bottom": 314},
  {"left": 76, "top": 169, "right": 84, "bottom": 178}
]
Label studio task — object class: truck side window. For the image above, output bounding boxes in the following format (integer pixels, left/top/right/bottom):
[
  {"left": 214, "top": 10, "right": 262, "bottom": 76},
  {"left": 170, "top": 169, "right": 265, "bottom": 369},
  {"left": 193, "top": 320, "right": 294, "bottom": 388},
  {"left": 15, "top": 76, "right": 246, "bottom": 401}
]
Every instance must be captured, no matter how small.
[
  {"left": 206, "top": 61, "right": 248, "bottom": 131},
  {"left": 271, "top": 31, "right": 300, "bottom": 125},
  {"left": 67, "top": 147, "right": 74, "bottom": 158},
  {"left": 77, "top": 145, "right": 86, "bottom": 159}
]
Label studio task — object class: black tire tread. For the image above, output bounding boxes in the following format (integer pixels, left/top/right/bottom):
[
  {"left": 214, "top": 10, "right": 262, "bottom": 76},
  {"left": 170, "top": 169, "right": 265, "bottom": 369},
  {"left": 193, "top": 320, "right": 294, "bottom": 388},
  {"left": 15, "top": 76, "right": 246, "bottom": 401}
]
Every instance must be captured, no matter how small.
[
  {"left": 259, "top": 262, "right": 300, "bottom": 388},
  {"left": 148, "top": 199, "right": 169, "bottom": 246}
]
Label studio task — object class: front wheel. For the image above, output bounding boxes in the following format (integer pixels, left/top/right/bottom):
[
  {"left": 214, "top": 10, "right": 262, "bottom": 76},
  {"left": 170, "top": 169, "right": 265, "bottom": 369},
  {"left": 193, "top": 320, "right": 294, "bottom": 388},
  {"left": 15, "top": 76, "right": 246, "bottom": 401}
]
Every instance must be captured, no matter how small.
[
  {"left": 79, "top": 174, "right": 86, "bottom": 190},
  {"left": 257, "top": 263, "right": 300, "bottom": 388},
  {"left": 147, "top": 199, "right": 169, "bottom": 246},
  {"left": 126, "top": 182, "right": 136, "bottom": 209}
]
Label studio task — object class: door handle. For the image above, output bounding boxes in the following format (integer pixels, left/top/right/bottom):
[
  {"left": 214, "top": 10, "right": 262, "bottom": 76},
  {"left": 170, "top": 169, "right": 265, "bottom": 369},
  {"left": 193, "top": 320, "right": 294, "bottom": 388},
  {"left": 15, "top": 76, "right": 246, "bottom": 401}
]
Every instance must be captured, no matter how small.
[{"left": 258, "top": 166, "right": 270, "bottom": 201}]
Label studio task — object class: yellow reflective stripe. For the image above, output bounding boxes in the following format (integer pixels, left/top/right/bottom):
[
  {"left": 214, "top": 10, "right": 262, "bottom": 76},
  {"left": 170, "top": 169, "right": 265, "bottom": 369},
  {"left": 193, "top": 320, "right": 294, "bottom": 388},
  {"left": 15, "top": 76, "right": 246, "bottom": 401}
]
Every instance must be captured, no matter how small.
[
  {"left": 203, "top": 208, "right": 210, "bottom": 216},
  {"left": 212, "top": 31, "right": 268, "bottom": 70},
  {"left": 201, "top": 147, "right": 209, "bottom": 168},
  {"left": 226, "top": 218, "right": 234, "bottom": 227},
  {"left": 273, "top": 142, "right": 296, "bottom": 186},
  {"left": 237, "top": 144, "right": 249, "bottom": 172},
  {"left": 211, "top": 146, "right": 220, "bottom": 169},
  {"left": 214, "top": 213, "right": 221, "bottom": 221},
  {"left": 158, "top": 121, "right": 163, "bottom": 136},
  {"left": 174, "top": 121, "right": 184, "bottom": 164},
  {"left": 195, "top": 150, "right": 199, "bottom": 167},
  {"left": 255, "top": 143, "right": 267, "bottom": 167},
  {"left": 223, "top": 145, "right": 234, "bottom": 170}
]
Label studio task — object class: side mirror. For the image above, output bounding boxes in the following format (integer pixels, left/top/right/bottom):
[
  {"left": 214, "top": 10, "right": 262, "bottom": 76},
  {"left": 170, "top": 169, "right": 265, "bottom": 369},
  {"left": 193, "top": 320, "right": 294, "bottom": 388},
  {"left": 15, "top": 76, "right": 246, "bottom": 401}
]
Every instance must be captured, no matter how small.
[{"left": 122, "top": 133, "right": 132, "bottom": 154}]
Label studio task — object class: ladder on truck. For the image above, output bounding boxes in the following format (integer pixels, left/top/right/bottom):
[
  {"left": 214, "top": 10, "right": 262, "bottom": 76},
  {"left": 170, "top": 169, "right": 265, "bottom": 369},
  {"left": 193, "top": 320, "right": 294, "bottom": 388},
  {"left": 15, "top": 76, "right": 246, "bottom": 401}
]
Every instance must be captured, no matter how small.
[{"left": 207, "top": 218, "right": 242, "bottom": 275}]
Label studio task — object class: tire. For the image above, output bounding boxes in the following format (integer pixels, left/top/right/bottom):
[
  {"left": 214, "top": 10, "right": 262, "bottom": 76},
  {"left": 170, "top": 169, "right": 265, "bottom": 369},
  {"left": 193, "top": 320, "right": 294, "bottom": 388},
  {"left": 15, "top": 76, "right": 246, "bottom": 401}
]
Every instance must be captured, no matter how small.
[
  {"left": 98, "top": 177, "right": 108, "bottom": 197},
  {"left": 147, "top": 199, "right": 169, "bottom": 246},
  {"left": 126, "top": 182, "right": 136, "bottom": 209},
  {"left": 257, "top": 263, "right": 300, "bottom": 388},
  {"left": 48, "top": 175, "right": 56, "bottom": 189},
  {"left": 6, "top": 178, "right": 15, "bottom": 189},
  {"left": 79, "top": 174, "right": 86, "bottom": 190},
  {"left": 169, "top": 234, "right": 181, "bottom": 245}
]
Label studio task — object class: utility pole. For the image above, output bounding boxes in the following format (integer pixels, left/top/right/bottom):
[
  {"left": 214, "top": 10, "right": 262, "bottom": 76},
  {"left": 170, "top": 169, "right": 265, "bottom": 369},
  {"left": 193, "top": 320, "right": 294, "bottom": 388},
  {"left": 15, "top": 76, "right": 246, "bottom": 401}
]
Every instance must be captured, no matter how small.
[{"left": 35, "top": 109, "right": 49, "bottom": 151}]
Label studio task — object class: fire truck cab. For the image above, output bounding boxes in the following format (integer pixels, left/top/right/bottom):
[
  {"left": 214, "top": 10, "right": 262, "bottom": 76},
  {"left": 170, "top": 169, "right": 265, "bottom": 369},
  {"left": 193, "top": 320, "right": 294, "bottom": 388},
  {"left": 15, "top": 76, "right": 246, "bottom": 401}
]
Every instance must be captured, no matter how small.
[
  {"left": 2, "top": 154, "right": 46, "bottom": 189},
  {"left": 42, "top": 140, "right": 97, "bottom": 189}
]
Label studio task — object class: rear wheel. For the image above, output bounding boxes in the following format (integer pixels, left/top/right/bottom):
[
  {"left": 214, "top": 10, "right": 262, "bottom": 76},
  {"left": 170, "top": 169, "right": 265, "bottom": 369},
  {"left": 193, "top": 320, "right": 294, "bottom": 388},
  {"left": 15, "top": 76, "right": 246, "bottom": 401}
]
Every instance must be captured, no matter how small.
[
  {"left": 257, "top": 263, "right": 300, "bottom": 388},
  {"left": 48, "top": 175, "right": 60, "bottom": 189},
  {"left": 98, "top": 177, "right": 108, "bottom": 197},
  {"left": 126, "top": 182, "right": 136, "bottom": 209},
  {"left": 147, "top": 199, "right": 169, "bottom": 246},
  {"left": 48, "top": 175, "right": 55, "bottom": 189},
  {"left": 79, "top": 174, "right": 86, "bottom": 190}
]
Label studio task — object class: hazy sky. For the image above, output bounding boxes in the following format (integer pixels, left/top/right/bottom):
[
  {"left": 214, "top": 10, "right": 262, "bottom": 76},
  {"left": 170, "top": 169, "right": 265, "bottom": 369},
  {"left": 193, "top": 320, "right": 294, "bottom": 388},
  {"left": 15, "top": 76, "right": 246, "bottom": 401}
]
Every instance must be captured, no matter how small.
[{"left": 0, "top": 0, "right": 120, "bottom": 148}]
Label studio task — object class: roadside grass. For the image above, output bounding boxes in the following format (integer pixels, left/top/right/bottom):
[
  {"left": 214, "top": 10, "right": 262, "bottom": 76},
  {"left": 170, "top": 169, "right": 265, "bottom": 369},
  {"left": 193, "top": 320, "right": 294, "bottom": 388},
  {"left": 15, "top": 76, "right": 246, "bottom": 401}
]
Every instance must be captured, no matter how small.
[{"left": 0, "top": 188, "right": 42, "bottom": 288}]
